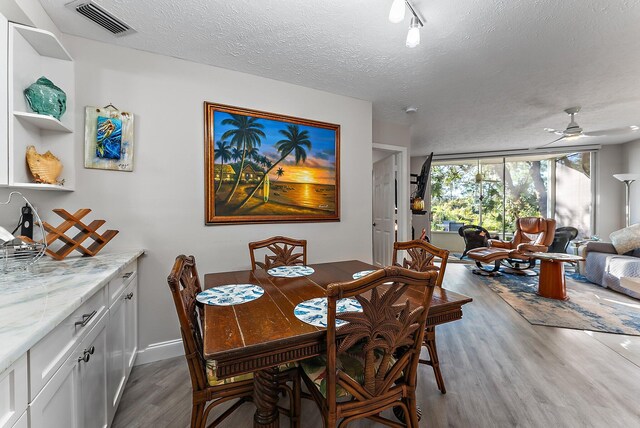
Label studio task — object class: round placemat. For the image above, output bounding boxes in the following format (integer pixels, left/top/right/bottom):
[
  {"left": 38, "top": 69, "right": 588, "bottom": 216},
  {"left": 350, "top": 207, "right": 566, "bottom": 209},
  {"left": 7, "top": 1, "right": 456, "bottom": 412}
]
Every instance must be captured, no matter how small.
[
  {"left": 196, "top": 284, "right": 264, "bottom": 306},
  {"left": 294, "top": 297, "right": 362, "bottom": 327},
  {"left": 267, "top": 265, "right": 315, "bottom": 278},
  {"left": 352, "top": 270, "right": 375, "bottom": 280}
]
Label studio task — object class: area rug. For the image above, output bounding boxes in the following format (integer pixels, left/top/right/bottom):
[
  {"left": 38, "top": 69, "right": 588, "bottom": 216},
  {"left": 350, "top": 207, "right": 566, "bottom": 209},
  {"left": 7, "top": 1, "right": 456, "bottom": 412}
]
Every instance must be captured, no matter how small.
[{"left": 465, "top": 265, "right": 640, "bottom": 336}]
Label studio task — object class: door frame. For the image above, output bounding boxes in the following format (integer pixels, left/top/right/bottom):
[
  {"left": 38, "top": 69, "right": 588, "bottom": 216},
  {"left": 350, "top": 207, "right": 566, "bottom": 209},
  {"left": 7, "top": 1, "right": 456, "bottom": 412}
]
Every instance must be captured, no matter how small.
[{"left": 372, "top": 143, "right": 410, "bottom": 244}]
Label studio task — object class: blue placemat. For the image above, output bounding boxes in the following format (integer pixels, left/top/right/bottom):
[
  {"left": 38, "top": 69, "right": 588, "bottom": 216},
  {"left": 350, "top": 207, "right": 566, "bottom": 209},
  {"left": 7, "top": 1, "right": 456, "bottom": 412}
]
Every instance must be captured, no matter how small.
[
  {"left": 196, "top": 284, "right": 264, "bottom": 306},
  {"left": 294, "top": 297, "right": 362, "bottom": 327},
  {"left": 352, "top": 270, "right": 375, "bottom": 279},
  {"left": 267, "top": 265, "right": 315, "bottom": 278}
]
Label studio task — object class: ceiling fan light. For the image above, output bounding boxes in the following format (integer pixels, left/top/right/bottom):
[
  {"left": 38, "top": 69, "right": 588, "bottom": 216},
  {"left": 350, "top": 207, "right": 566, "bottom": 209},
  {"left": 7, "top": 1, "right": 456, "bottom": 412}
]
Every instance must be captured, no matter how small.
[
  {"left": 389, "top": 0, "right": 406, "bottom": 23},
  {"left": 406, "top": 16, "right": 420, "bottom": 48}
]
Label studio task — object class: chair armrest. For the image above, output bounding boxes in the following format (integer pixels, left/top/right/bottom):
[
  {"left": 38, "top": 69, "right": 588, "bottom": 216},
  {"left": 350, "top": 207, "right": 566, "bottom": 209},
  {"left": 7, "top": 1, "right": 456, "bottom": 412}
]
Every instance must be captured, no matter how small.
[
  {"left": 584, "top": 242, "right": 617, "bottom": 255},
  {"left": 517, "top": 243, "right": 547, "bottom": 253},
  {"left": 489, "top": 240, "right": 512, "bottom": 249}
]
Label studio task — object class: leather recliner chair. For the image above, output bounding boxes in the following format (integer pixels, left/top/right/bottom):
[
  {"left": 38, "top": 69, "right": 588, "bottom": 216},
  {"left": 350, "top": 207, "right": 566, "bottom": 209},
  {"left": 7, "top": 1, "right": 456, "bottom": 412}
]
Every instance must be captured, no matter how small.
[{"left": 467, "top": 217, "right": 557, "bottom": 275}]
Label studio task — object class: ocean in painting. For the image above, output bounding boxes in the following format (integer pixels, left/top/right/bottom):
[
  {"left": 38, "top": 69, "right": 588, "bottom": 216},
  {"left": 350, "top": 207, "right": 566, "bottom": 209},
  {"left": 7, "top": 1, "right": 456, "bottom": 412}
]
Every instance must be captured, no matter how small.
[{"left": 96, "top": 116, "right": 122, "bottom": 159}]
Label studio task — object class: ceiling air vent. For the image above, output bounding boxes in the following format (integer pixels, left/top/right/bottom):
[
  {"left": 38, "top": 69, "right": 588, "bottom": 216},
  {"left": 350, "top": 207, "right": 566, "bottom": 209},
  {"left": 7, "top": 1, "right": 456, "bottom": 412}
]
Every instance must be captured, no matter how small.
[{"left": 66, "top": 0, "right": 136, "bottom": 37}]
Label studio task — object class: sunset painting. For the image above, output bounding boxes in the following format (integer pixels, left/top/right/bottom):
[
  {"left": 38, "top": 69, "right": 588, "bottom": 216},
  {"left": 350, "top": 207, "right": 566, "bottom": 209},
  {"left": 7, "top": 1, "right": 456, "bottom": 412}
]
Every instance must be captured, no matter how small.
[{"left": 205, "top": 103, "right": 340, "bottom": 224}]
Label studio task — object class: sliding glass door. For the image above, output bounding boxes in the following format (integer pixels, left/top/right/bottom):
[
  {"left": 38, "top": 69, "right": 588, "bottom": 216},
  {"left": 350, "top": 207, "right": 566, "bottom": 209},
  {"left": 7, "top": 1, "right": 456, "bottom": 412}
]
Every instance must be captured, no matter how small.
[{"left": 430, "top": 152, "right": 592, "bottom": 239}]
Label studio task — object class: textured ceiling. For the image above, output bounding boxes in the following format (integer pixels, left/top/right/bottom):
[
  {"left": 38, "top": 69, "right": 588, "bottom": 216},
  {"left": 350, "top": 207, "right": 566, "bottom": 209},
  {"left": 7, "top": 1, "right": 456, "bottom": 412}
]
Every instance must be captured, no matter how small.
[{"left": 40, "top": 0, "right": 640, "bottom": 155}]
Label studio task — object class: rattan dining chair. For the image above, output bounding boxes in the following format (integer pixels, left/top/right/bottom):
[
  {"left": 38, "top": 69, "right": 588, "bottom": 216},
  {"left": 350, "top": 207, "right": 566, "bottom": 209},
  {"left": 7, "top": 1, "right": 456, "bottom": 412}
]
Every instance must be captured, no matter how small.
[
  {"left": 299, "top": 266, "right": 438, "bottom": 427},
  {"left": 248, "top": 236, "right": 307, "bottom": 270},
  {"left": 167, "top": 255, "right": 300, "bottom": 427},
  {"left": 393, "top": 239, "right": 451, "bottom": 394}
]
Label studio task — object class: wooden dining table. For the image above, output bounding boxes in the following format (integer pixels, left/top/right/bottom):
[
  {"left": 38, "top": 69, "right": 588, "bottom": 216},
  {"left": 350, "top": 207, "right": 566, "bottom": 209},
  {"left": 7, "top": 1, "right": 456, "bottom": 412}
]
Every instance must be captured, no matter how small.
[{"left": 203, "top": 260, "right": 472, "bottom": 428}]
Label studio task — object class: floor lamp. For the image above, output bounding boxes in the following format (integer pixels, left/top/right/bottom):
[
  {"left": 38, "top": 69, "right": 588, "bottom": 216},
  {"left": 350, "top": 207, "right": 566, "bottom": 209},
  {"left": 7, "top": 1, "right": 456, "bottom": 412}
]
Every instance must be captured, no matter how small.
[{"left": 613, "top": 173, "right": 640, "bottom": 227}]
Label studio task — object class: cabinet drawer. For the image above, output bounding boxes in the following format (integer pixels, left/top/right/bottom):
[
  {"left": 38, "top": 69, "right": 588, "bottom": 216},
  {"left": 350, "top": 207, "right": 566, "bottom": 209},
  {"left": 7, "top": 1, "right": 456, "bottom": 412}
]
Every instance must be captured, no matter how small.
[
  {"left": 108, "top": 260, "right": 137, "bottom": 306},
  {"left": 0, "top": 354, "right": 27, "bottom": 428},
  {"left": 29, "top": 286, "right": 107, "bottom": 400}
]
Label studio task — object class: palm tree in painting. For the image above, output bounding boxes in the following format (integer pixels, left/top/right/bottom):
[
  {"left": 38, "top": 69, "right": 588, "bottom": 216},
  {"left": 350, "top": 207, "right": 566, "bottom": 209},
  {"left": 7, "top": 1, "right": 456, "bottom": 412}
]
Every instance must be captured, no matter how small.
[
  {"left": 231, "top": 147, "right": 242, "bottom": 162},
  {"left": 214, "top": 140, "right": 232, "bottom": 192},
  {"left": 245, "top": 146, "right": 260, "bottom": 163},
  {"left": 221, "top": 114, "right": 265, "bottom": 203},
  {"left": 275, "top": 167, "right": 285, "bottom": 181},
  {"left": 238, "top": 124, "right": 311, "bottom": 208}
]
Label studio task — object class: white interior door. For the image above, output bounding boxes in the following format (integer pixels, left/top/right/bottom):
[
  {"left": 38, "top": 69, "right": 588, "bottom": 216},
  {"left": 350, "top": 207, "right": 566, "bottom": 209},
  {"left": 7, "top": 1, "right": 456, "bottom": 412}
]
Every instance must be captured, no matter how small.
[{"left": 372, "top": 155, "right": 395, "bottom": 266}]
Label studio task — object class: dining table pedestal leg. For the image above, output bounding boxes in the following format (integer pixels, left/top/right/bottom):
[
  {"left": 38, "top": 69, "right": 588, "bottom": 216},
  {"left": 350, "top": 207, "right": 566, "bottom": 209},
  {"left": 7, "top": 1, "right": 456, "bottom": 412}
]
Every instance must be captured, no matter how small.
[{"left": 253, "top": 367, "right": 280, "bottom": 428}]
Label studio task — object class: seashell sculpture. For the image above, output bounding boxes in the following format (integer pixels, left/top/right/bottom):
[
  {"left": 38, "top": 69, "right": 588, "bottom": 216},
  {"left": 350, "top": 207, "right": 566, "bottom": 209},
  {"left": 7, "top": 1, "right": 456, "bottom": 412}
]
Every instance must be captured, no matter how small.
[{"left": 26, "top": 145, "right": 63, "bottom": 185}]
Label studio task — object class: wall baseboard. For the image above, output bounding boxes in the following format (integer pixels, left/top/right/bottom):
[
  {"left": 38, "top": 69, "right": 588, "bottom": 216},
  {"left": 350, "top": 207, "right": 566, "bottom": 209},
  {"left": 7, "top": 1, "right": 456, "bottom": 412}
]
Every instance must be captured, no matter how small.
[{"left": 135, "top": 339, "right": 184, "bottom": 366}]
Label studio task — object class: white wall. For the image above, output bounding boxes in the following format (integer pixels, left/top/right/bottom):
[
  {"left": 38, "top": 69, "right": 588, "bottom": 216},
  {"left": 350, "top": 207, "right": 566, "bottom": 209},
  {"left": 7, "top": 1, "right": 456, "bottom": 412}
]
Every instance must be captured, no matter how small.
[
  {"left": 9, "top": 34, "right": 373, "bottom": 360},
  {"left": 372, "top": 119, "right": 410, "bottom": 149},
  {"left": 622, "top": 138, "right": 640, "bottom": 225}
]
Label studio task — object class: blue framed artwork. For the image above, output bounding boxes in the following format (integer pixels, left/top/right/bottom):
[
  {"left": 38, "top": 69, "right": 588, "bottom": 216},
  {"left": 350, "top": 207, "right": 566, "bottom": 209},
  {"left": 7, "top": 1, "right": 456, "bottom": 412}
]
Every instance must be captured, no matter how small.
[{"left": 84, "top": 106, "right": 134, "bottom": 171}]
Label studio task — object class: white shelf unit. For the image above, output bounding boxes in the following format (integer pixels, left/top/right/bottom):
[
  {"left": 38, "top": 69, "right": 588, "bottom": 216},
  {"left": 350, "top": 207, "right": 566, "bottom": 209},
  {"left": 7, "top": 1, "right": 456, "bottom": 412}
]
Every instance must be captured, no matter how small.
[
  {"left": 0, "top": 15, "right": 8, "bottom": 186},
  {"left": 7, "top": 23, "right": 75, "bottom": 191}
]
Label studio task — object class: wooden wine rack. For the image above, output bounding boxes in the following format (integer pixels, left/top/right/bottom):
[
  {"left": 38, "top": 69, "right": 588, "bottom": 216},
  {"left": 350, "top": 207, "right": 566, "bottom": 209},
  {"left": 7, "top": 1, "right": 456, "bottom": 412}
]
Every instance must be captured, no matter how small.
[{"left": 23, "top": 208, "right": 119, "bottom": 260}]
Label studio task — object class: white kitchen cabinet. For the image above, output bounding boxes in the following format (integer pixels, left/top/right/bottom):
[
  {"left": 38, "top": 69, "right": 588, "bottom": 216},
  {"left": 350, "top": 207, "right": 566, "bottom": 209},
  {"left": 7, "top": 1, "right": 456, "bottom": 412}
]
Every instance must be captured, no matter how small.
[
  {"left": 30, "top": 312, "right": 108, "bottom": 428},
  {"left": 9, "top": 412, "right": 27, "bottom": 428},
  {"left": 79, "top": 314, "right": 108, "bottom": 428},
  {"left": 0, "top": 354, "right": 27, "bottom": 428},
  {"left": 106, "top": 271, "right": 137, "bottom": 425},
  {"left": 124, "top": 278, "right": 138, "bottom": 372},
  {"left": 0, "top": 253, "right": 141, "bottom": 428}
]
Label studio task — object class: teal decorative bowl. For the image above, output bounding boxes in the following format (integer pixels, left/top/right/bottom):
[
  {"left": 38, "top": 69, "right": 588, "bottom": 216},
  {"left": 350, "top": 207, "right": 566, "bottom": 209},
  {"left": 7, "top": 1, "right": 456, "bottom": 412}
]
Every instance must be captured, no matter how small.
[{"left": 23, "top": 77, "right": 67, "bottom": 120}]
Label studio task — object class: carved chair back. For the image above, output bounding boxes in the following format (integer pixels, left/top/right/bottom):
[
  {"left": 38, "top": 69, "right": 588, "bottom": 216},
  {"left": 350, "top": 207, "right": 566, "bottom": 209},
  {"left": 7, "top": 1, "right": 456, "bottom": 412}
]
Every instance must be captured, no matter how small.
[
  {"left": 249, "top": 236, "right": 307, "bottom": 270},
  {"left": 325, "top": 266, "right": 437, "bottom": 421},
  {"left": 167, "top": 255, "right": 208, "bottom": 391},
  {"left": 392, "top": 239, "right": 449, "bottom": 287},
  {"left": 512, "top": 217, "right": 557, "bottom": 248}
]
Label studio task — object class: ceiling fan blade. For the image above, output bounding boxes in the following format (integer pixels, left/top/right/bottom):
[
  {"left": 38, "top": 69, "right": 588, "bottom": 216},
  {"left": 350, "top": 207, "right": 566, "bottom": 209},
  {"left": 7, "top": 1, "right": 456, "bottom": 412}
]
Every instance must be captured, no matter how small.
[
  {"left": 582, "top": 126, "right": 640, "bottom": 137},
  {"left": 539, "top": 135, "right": 566, "bottom": 148},
  {"left": 544, "top": 128, "right": 564, "bottom": 135}
]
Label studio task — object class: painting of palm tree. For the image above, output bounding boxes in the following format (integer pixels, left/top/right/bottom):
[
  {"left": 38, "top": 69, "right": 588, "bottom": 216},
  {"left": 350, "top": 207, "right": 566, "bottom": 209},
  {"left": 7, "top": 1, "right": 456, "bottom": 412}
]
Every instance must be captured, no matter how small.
[
  {"left": 220, "top": 114, "right": 265, "bottom": 203},
  {"left": 214, "top": 140, "right": 232, "bottom": 192},
  {"left": 205, "top": 102, "right": 340, "bottom": 224}
]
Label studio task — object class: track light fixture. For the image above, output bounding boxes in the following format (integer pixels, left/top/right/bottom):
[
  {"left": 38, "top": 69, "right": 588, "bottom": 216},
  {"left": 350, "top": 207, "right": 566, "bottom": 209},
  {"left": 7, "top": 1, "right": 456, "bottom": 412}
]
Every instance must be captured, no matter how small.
[{"left": 388, "top": 0, "right": 424, "bottom": 48}]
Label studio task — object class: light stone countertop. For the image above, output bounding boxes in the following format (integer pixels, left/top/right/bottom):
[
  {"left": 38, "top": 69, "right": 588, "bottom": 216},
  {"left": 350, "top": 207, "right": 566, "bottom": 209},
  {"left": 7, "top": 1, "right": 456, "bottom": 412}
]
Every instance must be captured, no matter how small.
[{"left": 0, "top": 250, "right": 144, "bottom": 375}]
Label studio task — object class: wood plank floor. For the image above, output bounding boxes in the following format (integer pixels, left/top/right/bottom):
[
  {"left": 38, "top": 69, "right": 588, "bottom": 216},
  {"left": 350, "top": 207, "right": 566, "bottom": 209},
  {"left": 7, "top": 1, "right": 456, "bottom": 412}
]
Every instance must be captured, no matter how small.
[{"left": 113, "top": 264, "right": 640, "bottom": 427}]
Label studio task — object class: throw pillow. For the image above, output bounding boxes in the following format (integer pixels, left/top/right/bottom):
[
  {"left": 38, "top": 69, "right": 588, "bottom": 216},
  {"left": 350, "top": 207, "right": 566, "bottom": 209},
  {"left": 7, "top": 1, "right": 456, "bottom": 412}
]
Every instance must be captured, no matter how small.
[{"left": 609, "top": 223, "right": 640, "bottom": 255}]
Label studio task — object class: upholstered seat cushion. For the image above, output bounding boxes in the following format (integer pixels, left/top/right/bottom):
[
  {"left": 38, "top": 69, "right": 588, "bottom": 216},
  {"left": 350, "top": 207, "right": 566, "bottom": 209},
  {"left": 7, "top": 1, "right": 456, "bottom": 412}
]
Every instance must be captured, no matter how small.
[
  {"left": 300, "top": 344, "right": 395, "bottom": 398},
  {"left": 466, "top": 247, "right": 511, "bottom": 263},
  {"left": 206, "top": 360, "right": 295, "bottom": 387}
]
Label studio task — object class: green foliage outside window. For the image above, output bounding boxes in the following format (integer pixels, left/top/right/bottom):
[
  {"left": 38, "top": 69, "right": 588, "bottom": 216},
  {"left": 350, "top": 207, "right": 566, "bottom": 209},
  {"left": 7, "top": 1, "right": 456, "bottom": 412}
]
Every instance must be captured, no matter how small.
[{"left": 430, "top": 153, "right": 589, "bottom": 236}]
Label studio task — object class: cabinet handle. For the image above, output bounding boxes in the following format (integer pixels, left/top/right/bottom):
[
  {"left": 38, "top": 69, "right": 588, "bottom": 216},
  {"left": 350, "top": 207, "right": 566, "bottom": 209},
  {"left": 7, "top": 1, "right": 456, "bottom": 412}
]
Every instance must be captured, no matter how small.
[
  {"left": 123, "top": 271, "right": 134, "bottom": 279},
  {"left": 78, "top": 352, "right": 90, "bottom": 363},
  {"left": 124, "top": 292, "right": 134, "bottom": 300},
  {"left": 88, "top": 346, "right": 95, "bottom": 355},
  {"left": 74, "top": 310, "right": 97, "bottom": 327}
]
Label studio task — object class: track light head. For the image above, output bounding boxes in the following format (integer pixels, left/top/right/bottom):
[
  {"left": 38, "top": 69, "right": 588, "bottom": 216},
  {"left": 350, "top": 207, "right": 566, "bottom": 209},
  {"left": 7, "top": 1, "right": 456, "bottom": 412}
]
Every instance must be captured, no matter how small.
[
  {"left": 388, "top": 0, "right": 406, "bottom": 23},
  {"left": 406, "top": 16, "right": 420, "bottom": 48}
]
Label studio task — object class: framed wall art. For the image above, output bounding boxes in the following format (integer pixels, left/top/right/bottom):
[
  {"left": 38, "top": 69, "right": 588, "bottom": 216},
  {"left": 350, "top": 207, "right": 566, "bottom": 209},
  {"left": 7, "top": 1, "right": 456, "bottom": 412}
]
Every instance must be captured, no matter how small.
[
  {"left": 84, "top": 104, "right": 134, "bottom": 171},
  {"left": 204, "top": 102, "right": 340, "bottom": 225}
]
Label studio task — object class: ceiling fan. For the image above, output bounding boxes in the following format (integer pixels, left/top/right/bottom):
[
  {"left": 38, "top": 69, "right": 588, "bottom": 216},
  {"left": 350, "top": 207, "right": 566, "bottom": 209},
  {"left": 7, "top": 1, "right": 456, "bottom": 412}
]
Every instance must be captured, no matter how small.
[{"left": 541, "top": 106, "right": 640, "bottom": 147}]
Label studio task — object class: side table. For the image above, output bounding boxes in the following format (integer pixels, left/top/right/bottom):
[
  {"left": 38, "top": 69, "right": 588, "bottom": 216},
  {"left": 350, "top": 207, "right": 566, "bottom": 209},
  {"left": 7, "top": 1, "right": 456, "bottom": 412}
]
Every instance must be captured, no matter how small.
[{"left": 530, "top": 252, "right": 585, "bottom": 300}]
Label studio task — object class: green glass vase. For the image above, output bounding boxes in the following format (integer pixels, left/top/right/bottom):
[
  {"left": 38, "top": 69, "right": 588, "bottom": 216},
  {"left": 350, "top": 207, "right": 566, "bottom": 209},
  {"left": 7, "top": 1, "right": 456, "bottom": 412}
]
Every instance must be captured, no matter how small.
[{"left": 23, "top": 76, "right": 67, "bottom": 120}]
